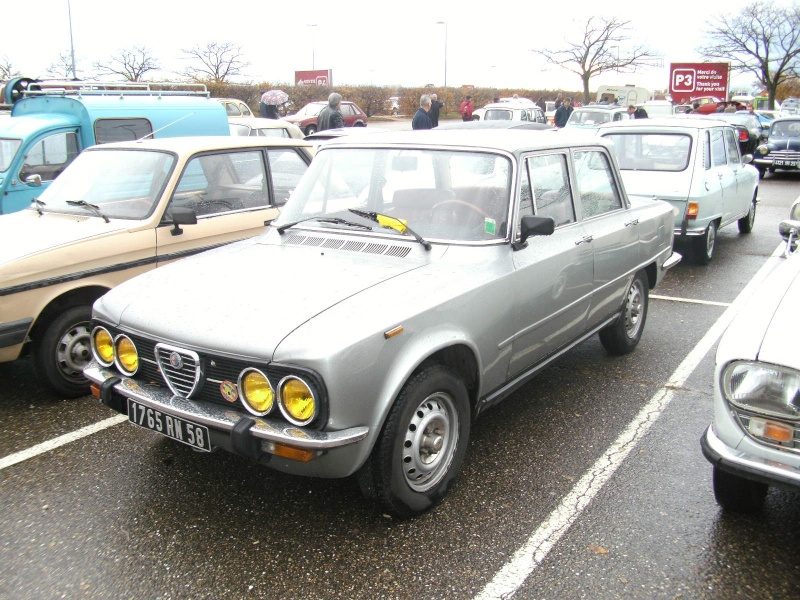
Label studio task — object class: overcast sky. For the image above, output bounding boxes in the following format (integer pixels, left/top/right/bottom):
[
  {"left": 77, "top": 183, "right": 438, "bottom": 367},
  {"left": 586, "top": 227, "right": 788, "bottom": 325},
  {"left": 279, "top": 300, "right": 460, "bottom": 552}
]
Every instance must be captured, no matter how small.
[{"left": 3, "top": 0, "right": 786, "bottom": 94}]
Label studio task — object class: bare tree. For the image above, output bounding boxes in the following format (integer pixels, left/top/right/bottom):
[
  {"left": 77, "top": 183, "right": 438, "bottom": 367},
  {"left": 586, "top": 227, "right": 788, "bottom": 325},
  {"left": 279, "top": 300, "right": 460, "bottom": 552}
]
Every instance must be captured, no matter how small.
[
  {"left": 93, "top": 46, "right": 160, "bottom": 81},
  {"left": 179, "top": 42, "right": 249, "bottom": 83},
  {"left": 698, "top": 1, "right": 800, "bottom": 109},
  {"left": 532, "top": 17, "right": 660, "bottom": 105},
  {"left": 0, "top": 56, "right": 18, "bottom": 80},
  {"left": 46, "top": 52, "right": 82, "bottom": 80}
]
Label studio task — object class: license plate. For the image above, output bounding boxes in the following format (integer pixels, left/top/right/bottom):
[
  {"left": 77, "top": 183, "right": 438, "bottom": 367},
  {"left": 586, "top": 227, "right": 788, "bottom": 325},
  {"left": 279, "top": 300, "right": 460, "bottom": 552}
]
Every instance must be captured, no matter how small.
[
  {"left": 773, "top": 159, "right": 798, "bottom": 167},
  {"left": 127, "top": 398, "right": 211, "bottom": 452}
]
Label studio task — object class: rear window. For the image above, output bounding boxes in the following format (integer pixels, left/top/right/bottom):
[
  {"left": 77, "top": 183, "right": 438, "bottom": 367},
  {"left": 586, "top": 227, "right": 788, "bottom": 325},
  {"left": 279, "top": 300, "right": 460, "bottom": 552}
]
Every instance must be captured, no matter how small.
[
  {"left": 603, "top": 133, "right": 692, "bottom": 172},
  {"left": 94, "top": 118, "right": 154, "bottom": 144}
]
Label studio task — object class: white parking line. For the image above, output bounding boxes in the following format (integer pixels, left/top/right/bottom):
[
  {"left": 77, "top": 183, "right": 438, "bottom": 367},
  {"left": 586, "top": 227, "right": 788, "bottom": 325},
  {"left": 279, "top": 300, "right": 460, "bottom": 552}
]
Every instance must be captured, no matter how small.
[
  {"left": 651, "top": 294, "right": 731, "bottom": 307},
  {"left": 474, "top": 248, "right": 786, "bottom": 600},
  {"left": 0, "top": 414, "right": 127, "bottom": 471}
]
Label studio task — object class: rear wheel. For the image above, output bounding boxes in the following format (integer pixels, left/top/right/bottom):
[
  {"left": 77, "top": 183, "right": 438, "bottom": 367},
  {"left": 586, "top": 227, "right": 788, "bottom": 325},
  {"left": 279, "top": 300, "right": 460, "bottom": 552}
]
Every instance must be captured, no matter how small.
[
  {"left": 738, "top": 194, "right": 757, "bottom": 233},
  {"left": 31, "top": 305, "right": 93, "bottom": 398},
  {"left": 599, "top": 270, "right": 649, "bottom": 355},
  {"left": 693, "top": 220, "right": 717, "bottom": 265},
  {"left": 713, "top": 467, "right": 768, "bottom": 513},
  {"left": 304, "top": 124, "right": 317, "bottom": 135}
]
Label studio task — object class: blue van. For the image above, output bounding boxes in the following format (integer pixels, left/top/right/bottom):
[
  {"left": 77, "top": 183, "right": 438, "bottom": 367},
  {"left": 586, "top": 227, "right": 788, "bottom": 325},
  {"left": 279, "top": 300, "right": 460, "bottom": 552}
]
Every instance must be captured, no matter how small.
[{"left": 0, "top": 81, "right": 229, "bottom": 214}]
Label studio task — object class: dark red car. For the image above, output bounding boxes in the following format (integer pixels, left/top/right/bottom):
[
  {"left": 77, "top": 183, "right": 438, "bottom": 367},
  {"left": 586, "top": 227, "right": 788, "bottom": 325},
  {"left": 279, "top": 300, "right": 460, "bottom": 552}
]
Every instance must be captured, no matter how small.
[
  {"left": 281, "top": 101, "right": 367, "bottom": 135},
  {"left": 689, "top": 96, "right": 724, "bottom": 114}
]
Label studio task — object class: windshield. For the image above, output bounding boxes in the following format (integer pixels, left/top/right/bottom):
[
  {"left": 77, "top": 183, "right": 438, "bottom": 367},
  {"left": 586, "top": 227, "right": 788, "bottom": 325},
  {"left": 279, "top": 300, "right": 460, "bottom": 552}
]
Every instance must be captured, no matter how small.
[
  {"left": 37, "top": 148, "right": 175, "bottom": 219},
  {"left": 604, "top": 133, "right": 692, "bottom": 172},
  {"left": 568, "top": 110, "right": 613, "bottom": 126},
  {"left": 275, "top": 147, "right": 513, "bottom": 243},
  {"left": 0, "top": 138, "right": 22, "bottom": 172},
  {"left": 771, "top": 120, "right": 800, "bottom": 138},
  {"left": 485, "top": 109, "right": 513, "bottom": 121},
  {"left": 297, "top": 104, "right": 324, "bottom": 117}
]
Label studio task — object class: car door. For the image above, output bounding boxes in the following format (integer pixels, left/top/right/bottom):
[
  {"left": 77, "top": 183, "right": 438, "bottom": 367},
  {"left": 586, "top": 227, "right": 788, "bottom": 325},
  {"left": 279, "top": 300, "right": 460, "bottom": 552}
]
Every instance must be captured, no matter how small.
[
  {"left": 710, "top": 127, "right": 739, "bottom": 224},
  {"left": 509, "top": 152, "right": 593, "bottom": 377},
  {"left": 572, "top": 149, "right": 640, "bottom": 328},
  {"left": 722, "top": 126, "right": 753, "bottom": 221}
]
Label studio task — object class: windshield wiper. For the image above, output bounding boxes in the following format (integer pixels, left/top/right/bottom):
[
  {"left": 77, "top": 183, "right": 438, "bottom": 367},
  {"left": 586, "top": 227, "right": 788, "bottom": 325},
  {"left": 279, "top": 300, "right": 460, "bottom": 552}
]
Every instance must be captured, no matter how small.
[
  {"left": 275, "top": 214, "right": 375, "bottom": 234},
  {"left": 30, "top": 197, "right": 46, "bottom": 216},
  {"left": 66, "top": 200, "right": 110, "bottom": 223},
  {"left": 348, "top": 209, "right": 432, "bottom": 251}
]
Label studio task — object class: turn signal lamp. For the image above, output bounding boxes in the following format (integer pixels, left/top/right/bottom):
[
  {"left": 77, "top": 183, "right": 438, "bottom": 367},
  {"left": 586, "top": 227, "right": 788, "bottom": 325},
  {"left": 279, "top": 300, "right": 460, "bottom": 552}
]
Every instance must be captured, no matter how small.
[
  {"left": 748, "top": 417, "right": 794, "bottom": 444},
  {"left": 738, "top": 130, "right": 748, "bottom": 142},
  {"left": 273, "top": 444, "right": 316, "bottom": 462},
  {"left": 280, "top": 377, "right": 316, "bottom": 425},
  {"left": 687, "top": 201, "right": 699, "bottom": 220},
  {"left": 115, "top": 335, "right": 139, "bottom": 375},
  {"left": 240, "top": 369, "right": 275, "bottom": 416},
  {"left": 92, "top": 327, "right": 114, "bottom": 366}
]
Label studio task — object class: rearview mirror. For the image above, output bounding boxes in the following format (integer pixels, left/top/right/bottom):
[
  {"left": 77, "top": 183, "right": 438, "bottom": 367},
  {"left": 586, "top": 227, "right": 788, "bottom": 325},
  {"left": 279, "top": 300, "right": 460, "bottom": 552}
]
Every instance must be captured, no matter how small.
[
  {"left": 779, "top": 219, "right": 800, "bottom": 257},
  {"left": 514, "top": 215, "right": 555, "bottom": 250},
  {"left": 166, "top": 206, "right": 198, "bottom": 236}
]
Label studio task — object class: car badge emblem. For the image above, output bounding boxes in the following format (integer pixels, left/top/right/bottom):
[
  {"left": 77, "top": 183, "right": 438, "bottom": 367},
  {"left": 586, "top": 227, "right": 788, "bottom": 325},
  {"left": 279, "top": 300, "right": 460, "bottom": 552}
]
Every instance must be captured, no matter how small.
[
  {"left": 169, "top": 352, "right": 183, "bottom": 370},
  {"left": 220, "top": 381, "right": 239, "bottom": 403}
]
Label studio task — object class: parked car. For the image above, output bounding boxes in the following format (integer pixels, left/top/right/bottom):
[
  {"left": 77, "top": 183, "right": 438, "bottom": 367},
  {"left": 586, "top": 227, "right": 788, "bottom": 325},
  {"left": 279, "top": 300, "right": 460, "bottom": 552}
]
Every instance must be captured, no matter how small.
[
  {"left": 635, "top": 100, "right": 674, "bottom": 118},
  {"left": 689, "top": 96, "right": 724, "bottom": 114},
  {"left": 565, "top": 105, "right": 631, "bottom": 130},
  {"left": 598, "top": 116, "right": 759, "bottom": 265},
  {"left": 84, "top": 129, "right": 679, "bottom": 517},
  {"left": 779, "top": 97, "right": 799, "bottom": 116},
  {"left": 229, "top": 117, "right": 304, "bottom": 139},
  {"left": 701, "top": 206, "right": 800, "bottom": 512},
  {"left": 753, "top": 116, "right": 800, "bottom": 178},
  {"left": 437, "top": 121, "right": 554, "bottom": 132},
  {"left": 479, "top": 100, "right": 546, "bottom": 124},
  {"left": 216, "top": 98, "right": 254, "bottom": 118},
  {"left": 545, "top": 101, "right": 556, "bottom": 124},
  {"left": 282, "top": 101, "right": 368, "bottom": 135},
  {"left": 0, "top": 136, "right": 313, "bottom": 397},
  {"left": 701, "top": 112, "right": 765, "bottom": 155},
  {"left": 387, "top": 96, "right": 400, "bottom": 115}
]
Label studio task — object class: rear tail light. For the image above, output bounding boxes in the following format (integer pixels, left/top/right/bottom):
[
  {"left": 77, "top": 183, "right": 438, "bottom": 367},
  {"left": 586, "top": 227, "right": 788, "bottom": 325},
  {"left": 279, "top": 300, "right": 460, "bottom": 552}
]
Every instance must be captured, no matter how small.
[{"left": 739, "top": 130, "right": 748, "bottom": 141}]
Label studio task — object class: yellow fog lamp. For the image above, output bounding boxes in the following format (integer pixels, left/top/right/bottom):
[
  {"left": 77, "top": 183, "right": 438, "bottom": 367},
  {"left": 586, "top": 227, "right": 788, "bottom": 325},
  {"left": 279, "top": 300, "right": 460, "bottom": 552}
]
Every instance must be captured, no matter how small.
[
  {"left": 92, "top": 327, "right": 115, "bottom": 366},
  {"left": 114, "top": 335, "right": 139, "bottom": 375},
  {"left": 239, "top": 369, "right": 275, "bottom": 416},
  {"left": 279, "top": 376, "right": 317, "bottom": 426}
]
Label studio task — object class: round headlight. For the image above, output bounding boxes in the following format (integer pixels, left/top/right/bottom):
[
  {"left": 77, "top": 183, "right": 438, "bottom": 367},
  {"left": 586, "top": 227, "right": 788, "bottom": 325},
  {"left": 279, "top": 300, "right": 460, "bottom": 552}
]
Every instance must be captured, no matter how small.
[
  {"left": 239, "top": 369, "right": 275, "bottom": 416},
  {"left": 722, "top": 361, "right": 800, "bottom": 420},
  {"left": 756, "top": 145, "right": 769, "bottom": 156},
  {"left": 92, "top": 327, "right": 114, "bottom": 366},
  {"left": 114, "top": 335, "right": 139, "bottom": 375},
  {"left": 279, "top": 376, "right": 317, "bottom": 426}
]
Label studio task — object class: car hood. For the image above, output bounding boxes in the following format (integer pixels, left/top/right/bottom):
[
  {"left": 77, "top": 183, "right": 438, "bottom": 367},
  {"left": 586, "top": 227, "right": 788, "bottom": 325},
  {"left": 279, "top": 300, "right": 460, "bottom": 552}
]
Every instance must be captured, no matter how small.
[
  {"left": 717, "top": 255, "right": 800, "bottom": 370},
  {"left": 96, "top": 233, "right": 437, "bottom": 358},
  {"left": 766, "top": 138, "right": 800, "bottom": 151},
  {"left": 0, "top": 209, "right": 130, "bottom": 266}
]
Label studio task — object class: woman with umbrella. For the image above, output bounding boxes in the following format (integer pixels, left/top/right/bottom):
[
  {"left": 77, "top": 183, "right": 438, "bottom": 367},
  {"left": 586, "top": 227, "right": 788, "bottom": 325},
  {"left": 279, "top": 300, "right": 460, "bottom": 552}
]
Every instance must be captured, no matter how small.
[{"left": 260, "top": 90, "right": 288, "bottom": 120}]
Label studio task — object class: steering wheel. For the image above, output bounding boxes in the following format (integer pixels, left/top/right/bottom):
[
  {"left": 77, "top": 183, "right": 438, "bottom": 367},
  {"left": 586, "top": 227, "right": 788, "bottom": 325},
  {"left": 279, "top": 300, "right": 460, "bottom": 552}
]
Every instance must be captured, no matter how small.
[{"left": 431, "top": 199, "right": 490, "bottom": 221}]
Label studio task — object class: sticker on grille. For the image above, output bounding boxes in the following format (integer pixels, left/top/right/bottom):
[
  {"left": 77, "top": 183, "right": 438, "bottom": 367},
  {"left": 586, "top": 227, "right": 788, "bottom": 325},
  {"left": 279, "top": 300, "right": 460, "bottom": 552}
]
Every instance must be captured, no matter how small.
[{"left": 154, "top": 343, "right": 203, "bottom": 399}]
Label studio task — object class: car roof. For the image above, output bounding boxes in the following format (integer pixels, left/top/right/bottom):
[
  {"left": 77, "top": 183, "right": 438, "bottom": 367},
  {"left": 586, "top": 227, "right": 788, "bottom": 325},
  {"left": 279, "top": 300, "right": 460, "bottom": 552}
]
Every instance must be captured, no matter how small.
[
  {"left": 483, "top": 101, "right": 541, "bottom": 110},
  {"left": 771, "top": 115, "right": 800, "bottom": 123},
  {"left": 230, "top": 117, "right": 298, "bottom": 129},
  {"left": 437, "top": 120, "right": 553, "bottom": 131},
  {"left": 316, "top": 128, "right": 608, "bottom": 154},
  {"left": 574, "top": 104, "right": 627, "bottom": 111},
  {"left": 86, "top": 135, "right": 313, "bottom": 153},
  {"left": 596, "top": 116, "right": 741, "bottom": 132}
]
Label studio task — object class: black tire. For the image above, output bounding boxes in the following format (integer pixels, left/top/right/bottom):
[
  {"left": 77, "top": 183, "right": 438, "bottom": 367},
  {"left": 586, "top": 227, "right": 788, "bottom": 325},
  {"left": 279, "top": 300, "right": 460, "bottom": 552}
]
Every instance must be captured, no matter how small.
[
  {"left": 738, "top": 194, "right": 757, "bottom": 233},
  {"left": 713, "top": 467, "right": 768, "bottom": 513},
  {"left": 31, "top": 305, "right": 93, "bottom": 398},
  {"left": 758, "top": 167, "right": 766, "bottom": 179},
  {"left": 360, "top": 365, "right": 470, "bottom": 517},
  {"left": 693, "top": 220, "right": 717, "bottom": 265},
  {"left": 599, "top": 270, "right": 649, "bottom": 355},
  {"left": 304, "top": 124, "right": 317, "bottom": 135}
]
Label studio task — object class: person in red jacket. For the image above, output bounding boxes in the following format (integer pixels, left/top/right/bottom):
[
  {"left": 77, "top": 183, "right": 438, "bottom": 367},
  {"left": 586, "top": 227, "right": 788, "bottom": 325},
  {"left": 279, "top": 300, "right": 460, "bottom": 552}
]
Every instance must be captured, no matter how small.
[{"left": 460, "top": 95, "right": 474, "bottom": 121}]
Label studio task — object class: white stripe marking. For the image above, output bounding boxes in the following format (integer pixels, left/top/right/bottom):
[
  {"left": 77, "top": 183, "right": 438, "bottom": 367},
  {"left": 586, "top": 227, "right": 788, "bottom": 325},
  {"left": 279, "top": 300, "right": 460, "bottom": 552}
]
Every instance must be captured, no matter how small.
[
  {"left": 651, "top": 294, "right": 731, "bottom": 307},
  {"left": 0, "top": 414, "right": 127, "bottom": 471},
  {"left": 475, "top": 249, "right": 785, "bottom": 600}
]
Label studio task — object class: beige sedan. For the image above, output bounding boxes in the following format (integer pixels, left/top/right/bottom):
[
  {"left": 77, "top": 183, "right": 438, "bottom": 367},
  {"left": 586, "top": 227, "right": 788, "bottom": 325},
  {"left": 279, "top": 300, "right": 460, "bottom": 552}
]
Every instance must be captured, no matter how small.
[{"left": 0, "top": 136, "right": 313, "bottom": 397}]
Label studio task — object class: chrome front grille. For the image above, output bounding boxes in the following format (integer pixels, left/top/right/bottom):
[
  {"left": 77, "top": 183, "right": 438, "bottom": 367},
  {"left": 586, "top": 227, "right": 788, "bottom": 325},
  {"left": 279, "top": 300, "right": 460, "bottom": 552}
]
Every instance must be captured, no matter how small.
[
  {"left": 771, "top": 149, "right": 800, "bottom": 161},
  {"left": 154, "top": 344, "right": 202, "bottom": 398}
]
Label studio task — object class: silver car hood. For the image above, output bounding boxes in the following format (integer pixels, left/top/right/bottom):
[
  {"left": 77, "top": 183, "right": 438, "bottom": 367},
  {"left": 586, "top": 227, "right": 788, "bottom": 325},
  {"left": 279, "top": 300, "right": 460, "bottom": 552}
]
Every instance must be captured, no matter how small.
[
  {"left": 97, "top": 234, "right": 436, "bottom": 358},
  {"left": 717, "top": 255, "right": 800, "bottom": 370}
]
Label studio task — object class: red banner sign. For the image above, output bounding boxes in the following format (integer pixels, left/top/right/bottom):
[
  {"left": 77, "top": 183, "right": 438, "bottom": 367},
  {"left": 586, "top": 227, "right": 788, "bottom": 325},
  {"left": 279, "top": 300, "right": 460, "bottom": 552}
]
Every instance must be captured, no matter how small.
[
  {"left": 295, "top": 70, "right": 332, "bottom": 86},
  {"left": 669, "top": 63, "right": 730, "bottom": 104}
]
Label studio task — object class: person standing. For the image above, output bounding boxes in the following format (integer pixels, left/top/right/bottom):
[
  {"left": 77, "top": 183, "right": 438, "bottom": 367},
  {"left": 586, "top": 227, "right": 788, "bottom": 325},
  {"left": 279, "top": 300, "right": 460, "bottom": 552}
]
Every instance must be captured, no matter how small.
[
  {"left": 554, "top": 97, "right": 573, "bottom": 127},
  {"left": 536, "top": 96, "right": 546, "bottom": 112},
  {"left": 412, "top": 95, "right": 433, "bottom": 130},
  {"left": 627, "top": 104, "right": 648, "bottom": 119},
  {"left": 460, "top": 94, "right": 474, "bottom": 121},
  {"left": 554, "top": 92, "right": 564, "bottom": 110},
  {"left": 317, "top": 92, "right": 345, "bottom": 131},
  {"left": 429, "top": 93, "right": 444, "bottom": 127}
]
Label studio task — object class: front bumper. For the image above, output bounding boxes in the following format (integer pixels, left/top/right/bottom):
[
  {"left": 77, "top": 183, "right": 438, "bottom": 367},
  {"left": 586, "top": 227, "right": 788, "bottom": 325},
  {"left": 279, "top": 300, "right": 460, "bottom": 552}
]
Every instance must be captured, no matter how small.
[
  {"left": 84, "top": 362, "right": 369, "bottom": 473},
  {"left": 701, "top": 424, "right": 800, "bottom": 491}
]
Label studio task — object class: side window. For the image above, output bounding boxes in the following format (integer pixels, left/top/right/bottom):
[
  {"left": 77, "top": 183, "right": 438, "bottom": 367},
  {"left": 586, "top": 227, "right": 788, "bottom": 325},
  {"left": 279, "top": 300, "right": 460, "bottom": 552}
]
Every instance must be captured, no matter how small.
[
  {"left": 573, "top": 150, "right": 623, "bottom": 219},
  {"left": 527, "top": 153, "right": 574, "bottom": 227},
  {"left": 268, "top": 149, "right": 309, "bottom": 206},
  {"left": 519, "top": 160, "right": 534, "bottom": 219},
  {"left": 224, "top": 102, "right": 240, "bottom": 117},
  {"left": 19, "top": 131, "right": 80, "bottom": 183},
  {"left": 168, "top": 150, "right": 270, "bottom": 217},
  {"left": 342, "top": 105, "right": 355, "bottom": 116},
  {"left": 94, "top": 118, "right": 154, "bottom": 143},
  {"left": 240, "top": 103, "right": 253, "bottom": 117},
  {"left": 724, "top": 128, "right": 741, "bottom": 164},
  {"left": 710, "top": 128, "right": 727, "bottom": 167},
  {"left": 703, "top": 131, "right": 711, "bottom": 170}
]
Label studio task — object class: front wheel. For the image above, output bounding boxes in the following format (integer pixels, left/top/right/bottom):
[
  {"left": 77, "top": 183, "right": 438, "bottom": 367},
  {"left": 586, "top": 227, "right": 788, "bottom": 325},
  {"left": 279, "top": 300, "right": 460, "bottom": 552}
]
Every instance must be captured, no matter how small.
[
  {"left": 713, "top": 467, "right": 767, "bottom": 513},
  {"left": 31, "top": 305, "right": 93, "bottom": 398},
  {"left": 693, "top": 220, "right": 717, "bottom": 265},
  {"left": 304, "top": 124, "right": 317, "bottom": 135},
  {"left": 599, "top": 270, "right": 649, "bottom": 355},
  {"left": 738, "top": 195, "right": 757, "bottom": 233},
  {"left": 360, "top": 365, "right": 470, "bottom": 517}
]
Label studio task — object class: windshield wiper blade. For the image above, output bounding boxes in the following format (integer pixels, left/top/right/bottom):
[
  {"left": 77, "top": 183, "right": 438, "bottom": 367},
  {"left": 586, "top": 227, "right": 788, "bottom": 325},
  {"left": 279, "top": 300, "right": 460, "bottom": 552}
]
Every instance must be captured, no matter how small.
[
  {"left": 30, "top": 197, "right": 46, "bottom": 216},
  {"left": 348, "top": 209, "right": 431, "bottom": 251},
  {"left": 275, "top": 214, "right": 374, "bottom": 234},
  {"left": 66, "top": 200, "right": 110, "bottom": 223}
]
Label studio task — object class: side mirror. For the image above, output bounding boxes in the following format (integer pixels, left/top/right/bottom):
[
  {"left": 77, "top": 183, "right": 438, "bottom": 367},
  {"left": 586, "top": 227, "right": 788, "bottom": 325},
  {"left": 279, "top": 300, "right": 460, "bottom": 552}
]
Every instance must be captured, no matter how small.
[
  {"left": 167, "top": 206, "right": 197, "bottom": 236},
  {"left": 513, "top": 215, "right": 555, "bottom": 250},
  {"left": 24, "top": 174, "right": 42, "bottom": 187},
  {"left": 741, "top": 154, "right": 753, "bottom": 164},
  {"left": 779, "top": 219, "right": 800, "bottom": 257}
]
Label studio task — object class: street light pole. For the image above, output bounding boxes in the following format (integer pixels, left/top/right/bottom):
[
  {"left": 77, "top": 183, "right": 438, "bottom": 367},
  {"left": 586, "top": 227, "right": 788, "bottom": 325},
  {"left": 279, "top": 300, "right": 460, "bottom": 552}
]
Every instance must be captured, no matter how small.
[
  {"left": 436, "top": 21, "right": 447, "bottom": 88},
  {"left": 307, "top": 23, "right": 318, "bottom": 70},
  {"left": 67, "top": 0, "right": 77, "bottom": 80}
]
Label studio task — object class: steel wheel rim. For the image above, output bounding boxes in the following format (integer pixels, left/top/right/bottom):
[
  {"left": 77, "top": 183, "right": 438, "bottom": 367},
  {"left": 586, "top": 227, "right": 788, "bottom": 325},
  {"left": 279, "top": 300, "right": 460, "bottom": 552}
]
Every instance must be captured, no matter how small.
[
  {"left": 706, "top": 225, "right": 716, "bottom": 258},
  {"left": 625, "top": 279, "right": 644, "bottom": 339},
  {"left": 402, "top": 392, "right": 459, "bottom": 492},
  {"left": 56, "top": 321, "right": 92, "bottom": 381},
  {"left": 748, "top": 201, "right": 756, "bottom": 228}
]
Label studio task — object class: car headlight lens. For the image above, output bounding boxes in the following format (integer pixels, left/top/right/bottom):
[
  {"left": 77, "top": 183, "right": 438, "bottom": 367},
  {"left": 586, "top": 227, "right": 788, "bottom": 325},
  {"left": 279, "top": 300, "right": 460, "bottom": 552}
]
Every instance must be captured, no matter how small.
[
  {"left": 239, "top": 369, "right": 275, "bottom": 416},
  {"left": 722, "top": 361, "right": 800, "bottom": 420},
  {"left": 756, "top": 145, "right": 769, "bottom": 156},
  {"left": 114, "top": 335, "right": 139, "bottom": 375},
  {"left": 92, "top": 327, "right": 114, "bottom": 366},
  {"left": 279, "top": 376, "right": 317, "bottom": 426}
]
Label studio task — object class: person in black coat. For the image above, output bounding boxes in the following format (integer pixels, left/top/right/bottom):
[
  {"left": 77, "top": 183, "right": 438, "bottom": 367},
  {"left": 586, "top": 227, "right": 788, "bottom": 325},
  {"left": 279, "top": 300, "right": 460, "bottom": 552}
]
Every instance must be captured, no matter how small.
[
  {"left": 412, "top": 95, "right": 433, "bottom": 130},
  {"left": 429, "top": 93, "right": 444, "bottom": 127},
  {"left": 627, "top": 105, "right": 648, "bottom": 119}
]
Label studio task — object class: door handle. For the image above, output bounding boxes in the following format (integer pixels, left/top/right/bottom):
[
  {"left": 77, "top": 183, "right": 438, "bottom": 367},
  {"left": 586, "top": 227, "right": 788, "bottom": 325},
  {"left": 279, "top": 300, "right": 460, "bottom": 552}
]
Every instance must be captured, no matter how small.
[
  {"left": 624, "top": 218, "right": 639, "bottom": 227},
  {"left": 575, "top": 235, "right": 593, "bottom": 245}
]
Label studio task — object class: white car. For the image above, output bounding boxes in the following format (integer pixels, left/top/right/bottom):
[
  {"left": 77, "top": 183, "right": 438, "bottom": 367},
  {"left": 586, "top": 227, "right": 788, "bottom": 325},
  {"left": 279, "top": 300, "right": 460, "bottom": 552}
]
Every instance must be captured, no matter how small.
[
  {"left": 229, "top": 117, "right": 304, "bottom": 139},
  {"left": 565, "top": 105, "right": 630, "bottom": 130},
  {"left": 701, "top": 205, "right": 800, "bottom": 511},
  {"left": 479, "top": 100, "right": 546, "bottom": 124}
]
